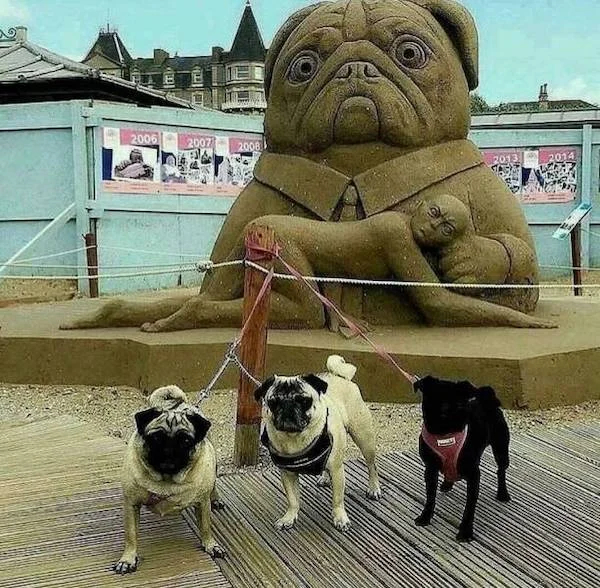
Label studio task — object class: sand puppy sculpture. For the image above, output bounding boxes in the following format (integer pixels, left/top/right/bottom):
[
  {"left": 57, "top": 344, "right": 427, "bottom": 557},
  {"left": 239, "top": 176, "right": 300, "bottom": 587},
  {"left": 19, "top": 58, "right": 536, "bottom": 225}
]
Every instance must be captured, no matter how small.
[{"left": 62, "top": 0, "right": 552, "bottom": 332}]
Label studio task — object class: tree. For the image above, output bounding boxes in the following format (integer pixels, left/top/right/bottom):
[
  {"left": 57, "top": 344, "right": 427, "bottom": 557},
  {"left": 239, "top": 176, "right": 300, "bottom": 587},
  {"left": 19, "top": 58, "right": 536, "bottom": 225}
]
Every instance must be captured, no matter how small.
[{"left": 470, "top": 92, "right": 492, "bottom": 113}]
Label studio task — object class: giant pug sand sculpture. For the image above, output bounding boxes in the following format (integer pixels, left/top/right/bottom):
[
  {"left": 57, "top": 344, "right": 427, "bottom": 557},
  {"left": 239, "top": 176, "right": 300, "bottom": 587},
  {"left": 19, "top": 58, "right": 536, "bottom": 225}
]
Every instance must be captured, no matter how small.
[{"left": 62, "top": 0, "right": 554, "bottom": 332}]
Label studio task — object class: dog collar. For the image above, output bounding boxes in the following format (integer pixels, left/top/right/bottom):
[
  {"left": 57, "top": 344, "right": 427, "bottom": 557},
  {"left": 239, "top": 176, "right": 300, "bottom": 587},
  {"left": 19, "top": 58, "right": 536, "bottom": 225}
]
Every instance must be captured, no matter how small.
[
  {"left": 421, "top": 424, "right": 469, "bottom": 483},
  {"left": 144, "top": 491, "right": 165, "bottom": 507},
  {"left": 261, "top": 411, "right": 333, "bottom": 476}
]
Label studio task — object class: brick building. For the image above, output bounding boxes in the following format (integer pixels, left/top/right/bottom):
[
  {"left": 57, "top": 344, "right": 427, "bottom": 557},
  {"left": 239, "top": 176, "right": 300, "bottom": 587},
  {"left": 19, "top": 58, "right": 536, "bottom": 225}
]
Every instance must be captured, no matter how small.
[{"left": 82, "top": 1, "right": 267, "bottom": 113}]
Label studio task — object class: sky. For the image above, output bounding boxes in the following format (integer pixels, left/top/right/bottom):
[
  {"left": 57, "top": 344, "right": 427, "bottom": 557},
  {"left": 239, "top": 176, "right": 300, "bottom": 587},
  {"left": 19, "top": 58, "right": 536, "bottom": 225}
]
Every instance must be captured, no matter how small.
[{"left": 1, "top": 0, "right": 599, "bottom": 105}]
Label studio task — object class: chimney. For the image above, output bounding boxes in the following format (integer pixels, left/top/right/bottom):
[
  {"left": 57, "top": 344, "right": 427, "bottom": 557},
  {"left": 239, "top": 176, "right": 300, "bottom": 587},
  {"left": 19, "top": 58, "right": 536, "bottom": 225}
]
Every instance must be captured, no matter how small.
[
  {"left": 153, "top": 48, "right": 169, "bottom": 65},
  {"left": 538, "top": 83, "right": 549, "bottom": 110},
  {"left": 15, "top": 26, "right": 28, "bottom": 42}
]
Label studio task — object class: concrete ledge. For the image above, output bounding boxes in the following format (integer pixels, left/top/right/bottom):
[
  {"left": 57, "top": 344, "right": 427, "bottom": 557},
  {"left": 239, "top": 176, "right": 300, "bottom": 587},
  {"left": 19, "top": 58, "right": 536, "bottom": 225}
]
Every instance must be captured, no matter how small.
[{"left": 1, "top": 296, "right": 599, "bottom": 408}]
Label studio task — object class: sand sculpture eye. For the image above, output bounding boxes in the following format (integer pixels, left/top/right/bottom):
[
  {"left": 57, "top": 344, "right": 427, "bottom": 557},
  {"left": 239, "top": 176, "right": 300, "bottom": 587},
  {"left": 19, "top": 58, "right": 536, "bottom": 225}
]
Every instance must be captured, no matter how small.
[
  {"left": 441, "top": 223, "right": 454, "bottom": 236},
  {"left": 288, "top": 51, "right": 321, "bottom": 83},
  {"left": 393, "top": 35, "right": 430, "bottom": 69},
  {"left": 429, "top": 206, "right": 441, "bottom": 218}
]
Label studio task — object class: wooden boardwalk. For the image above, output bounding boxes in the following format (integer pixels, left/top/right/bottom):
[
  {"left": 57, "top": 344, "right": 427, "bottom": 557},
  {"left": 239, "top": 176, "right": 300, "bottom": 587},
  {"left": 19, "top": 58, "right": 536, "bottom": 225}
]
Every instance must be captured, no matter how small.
[
  {"left": 1, "top": 417, "right": 598, "bottom": 588},
  {"left": 0, "top": 416, "right": 230, "bottom": 588}
]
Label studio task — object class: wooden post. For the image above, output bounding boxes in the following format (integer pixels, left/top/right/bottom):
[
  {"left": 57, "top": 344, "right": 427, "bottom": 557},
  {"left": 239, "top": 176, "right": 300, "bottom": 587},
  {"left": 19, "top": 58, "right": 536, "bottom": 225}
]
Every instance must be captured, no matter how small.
[
  {"left": 233, "top": 225, "right": 276, "bottom": 467},
  {"left": 84, "top": 233, "right": 99, "bottom": 298},
  {"left": 570, "top": 224, "right": 582, "bottom": 297}
]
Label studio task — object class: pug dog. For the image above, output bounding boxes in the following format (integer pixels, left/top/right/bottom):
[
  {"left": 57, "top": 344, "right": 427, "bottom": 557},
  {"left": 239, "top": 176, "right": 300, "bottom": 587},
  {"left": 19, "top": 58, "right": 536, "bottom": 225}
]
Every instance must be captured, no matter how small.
[
  {"left": 413, "top": 376, "right": 511, "bottom": 542},
  {"left": 113, "top": 385, "right": 224, "bottom": 575},
  {"left": 255, "top": 355, "right": 381, "bottom": 532}
]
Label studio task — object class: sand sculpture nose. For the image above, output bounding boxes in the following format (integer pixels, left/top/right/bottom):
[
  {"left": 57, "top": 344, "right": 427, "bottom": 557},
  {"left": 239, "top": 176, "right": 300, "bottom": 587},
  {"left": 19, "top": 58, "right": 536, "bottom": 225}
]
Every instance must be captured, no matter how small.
[{"left": 335, "top": 61, "right": 381, "bottom": 79}]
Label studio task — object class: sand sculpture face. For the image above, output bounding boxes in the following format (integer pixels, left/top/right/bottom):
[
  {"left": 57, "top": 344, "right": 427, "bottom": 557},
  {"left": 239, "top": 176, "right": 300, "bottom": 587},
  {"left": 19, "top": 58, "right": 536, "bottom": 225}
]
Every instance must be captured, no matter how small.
[
  {"left": 411, "top": 194, "right": 470, "bottom": 248},
  {"left": 264, "top": 0, "right": 475, "bottom": 154}
]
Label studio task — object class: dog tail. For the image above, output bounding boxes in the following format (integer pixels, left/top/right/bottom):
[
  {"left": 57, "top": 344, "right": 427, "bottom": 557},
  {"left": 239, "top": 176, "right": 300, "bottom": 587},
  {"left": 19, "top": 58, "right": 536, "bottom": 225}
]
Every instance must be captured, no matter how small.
[
  {"left": 149, "top": 385, "right": 188, "bottom": 410},
  {"left": 326, "top": 355, "right": 357, "bottom": 381}
]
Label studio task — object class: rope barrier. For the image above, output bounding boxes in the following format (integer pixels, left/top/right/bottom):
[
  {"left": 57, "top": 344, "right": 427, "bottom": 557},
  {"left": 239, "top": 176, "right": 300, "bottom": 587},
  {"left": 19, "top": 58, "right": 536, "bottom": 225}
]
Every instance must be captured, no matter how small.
[
  {"left": 97, "top": 244, "right": 207, "bottom": 257},
  {"left": 0, "top": 267, "right": 198, "bottom": 280},
  {"left": 0, "top": 247, "right": 92, "bottom": 265},
  {"left": 245, "top": 261, "right": 600, "bottom": 289}
]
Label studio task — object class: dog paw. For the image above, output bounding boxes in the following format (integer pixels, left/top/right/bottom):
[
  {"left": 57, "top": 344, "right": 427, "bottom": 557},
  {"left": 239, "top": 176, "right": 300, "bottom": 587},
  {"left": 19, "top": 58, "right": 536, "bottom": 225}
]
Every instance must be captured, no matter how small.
[
  {"left": 456, "top": 528, "right": 474, "bottom": 543},
  {"left": 366, "top": 486, "right": 382, "bottom": 501},
  {"left": 211, "top": 499, "right": 226, "bottom": 511},
  {"left": 440, "top": 481, "right": 454, "bottom": 493},
  {"left": 496, "top": 490, "right": 511, "bottom": 503},
  {"left": 275, "top": 514, "right": 298, "bottom": 530},
  {"left": 414, "top": 513, "right": 432, "bottom": 527},
  {"left": 333, "top": 512, "right": 351, "bottom": 532},
  {"left": 316, "top": 474, "right": 331, "bottom": 488},
  {"left": 205, "top": 543, "right": 226, "bottom": 559},
  {"left": 113, "top": 556, "right": 139, "bottom": 574}
]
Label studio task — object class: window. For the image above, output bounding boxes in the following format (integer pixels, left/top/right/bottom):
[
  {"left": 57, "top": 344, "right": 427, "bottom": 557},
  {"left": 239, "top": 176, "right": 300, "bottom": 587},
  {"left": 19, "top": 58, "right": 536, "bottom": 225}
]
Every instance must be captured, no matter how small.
[
  {"left": 131, "top": 73, "right": 140, "bottom": 84},
  {"left": 192, "top": 70, "right": 203, "bottom": 85},
  {"left": 164, "top": 72, "right": 175, "bottom": 86},
  {"left": 236, "top": 65, "right": 249, "bottom": 79},
  {"left": 237, "top": 90, "right": 250, "bottom": 101},
  {"left": 254, "top": 66, "right": 263, "bottom": 80},
  {"left": 192, "top": 92, "right": 203, "bottom": 106},
  {"left": 226, "top": 66, "right": 232, "bottom": 82}
]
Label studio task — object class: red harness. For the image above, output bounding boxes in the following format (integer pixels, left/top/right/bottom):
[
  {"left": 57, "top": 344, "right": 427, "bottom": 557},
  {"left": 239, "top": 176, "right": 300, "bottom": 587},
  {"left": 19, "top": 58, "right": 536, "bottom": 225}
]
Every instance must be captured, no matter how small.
[{"left": 421, "top": 425, "right": 468, "bottom": 483}]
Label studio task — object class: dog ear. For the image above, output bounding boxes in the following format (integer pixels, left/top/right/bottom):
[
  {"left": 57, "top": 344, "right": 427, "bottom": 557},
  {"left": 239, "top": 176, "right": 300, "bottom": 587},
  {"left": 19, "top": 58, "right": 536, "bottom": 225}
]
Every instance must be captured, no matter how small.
[
  {"left": 264, "top": 2, "right": 327, "bottom": 99},
  {"left": 134, "top": 407, "right": 161, "bottom": 436},
  {"left": 410, "top": 0, "right": 479, "bottom": 90},
  {"left": 187, "top": 412, "right": 212, "bottom": 442},
  {"left": 413, "top": 375, "right": 434, "bottom": 393},
  {"left": 302, "top": 374, "right": 328, "bottom": 395},
  {"left": 254, "top": 375, "right": 275, "bottom": 402},
  {"left": 477, "top": 385, "right": 502, "bottom": 408}
]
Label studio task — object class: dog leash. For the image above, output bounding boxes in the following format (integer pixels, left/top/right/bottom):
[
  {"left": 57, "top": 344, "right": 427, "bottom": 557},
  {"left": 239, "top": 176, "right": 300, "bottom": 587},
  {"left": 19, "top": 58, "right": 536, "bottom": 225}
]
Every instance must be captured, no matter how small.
[
  {"left": 272, "top": 250, "right": 420, "bottom": 385},
  {"left": 197, "top": 263, "right": 274, "bottom": 402}
]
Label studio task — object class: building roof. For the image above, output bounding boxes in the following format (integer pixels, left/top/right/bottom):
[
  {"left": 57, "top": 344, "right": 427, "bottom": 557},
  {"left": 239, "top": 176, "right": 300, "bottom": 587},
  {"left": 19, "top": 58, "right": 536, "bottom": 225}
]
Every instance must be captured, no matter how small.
[
  {"left": 0, "top": 27, "right": 192, "bottom": 108},
  {"left": 83, "top": 30, "right": 132, "bottom": 66},
  {"left": 496, "top": 99, "right": 597, "bottom": 113},
  {"left": 131, "top": 54, "right": 212, "bottom": 72},
  {"left": 228, "top": 1, "right": 266, "bottom": 62}
]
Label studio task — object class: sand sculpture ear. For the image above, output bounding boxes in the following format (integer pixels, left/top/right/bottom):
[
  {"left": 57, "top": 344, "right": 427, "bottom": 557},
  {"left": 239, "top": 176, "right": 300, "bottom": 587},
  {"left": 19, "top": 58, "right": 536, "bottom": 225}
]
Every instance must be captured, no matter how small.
[
  {"left": 411, "top": 0, "right": 479, "bottom": 90},
  {"left": 264, "top": 2, "right": 327, "bottom": 99}
]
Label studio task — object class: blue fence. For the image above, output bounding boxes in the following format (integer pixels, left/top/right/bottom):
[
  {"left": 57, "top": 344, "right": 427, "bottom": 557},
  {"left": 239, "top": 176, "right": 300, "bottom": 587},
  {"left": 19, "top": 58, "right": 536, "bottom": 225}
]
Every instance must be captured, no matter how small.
[{"left": 1, "top": 100, "right": 599, "bottom": 295}]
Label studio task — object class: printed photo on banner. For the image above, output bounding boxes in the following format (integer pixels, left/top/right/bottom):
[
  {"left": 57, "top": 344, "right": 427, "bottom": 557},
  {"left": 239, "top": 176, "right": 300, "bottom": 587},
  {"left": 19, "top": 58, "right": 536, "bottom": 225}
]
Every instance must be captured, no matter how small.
[
  {"left": 214, "top": 135, "right": 263, "bottom": 194},
  {"left": 482, "top": 149, "right": 522, "bottom": 194},
  {"left": 102, "top": 127, "right": 161, "bottom": 193},
  {"left": 160, "top": 132, "right": 216, "bottom": 193},
  {"left": 482, "top": 146, "right": 579, "bottom": 204},
  {"left": 521, "top": 147, "right": 579, "bottom": 204}
]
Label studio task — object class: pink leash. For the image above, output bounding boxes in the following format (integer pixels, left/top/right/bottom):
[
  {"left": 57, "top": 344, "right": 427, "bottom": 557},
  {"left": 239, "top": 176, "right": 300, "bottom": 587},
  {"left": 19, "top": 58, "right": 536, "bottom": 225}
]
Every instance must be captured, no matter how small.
[{"left": 274, "top": 251, "right": 419, "bottom": 385}]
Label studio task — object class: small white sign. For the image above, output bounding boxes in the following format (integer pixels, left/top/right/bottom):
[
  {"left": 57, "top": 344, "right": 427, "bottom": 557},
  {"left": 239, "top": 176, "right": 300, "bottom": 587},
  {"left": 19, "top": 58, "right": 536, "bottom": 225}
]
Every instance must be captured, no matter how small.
[
  {"left": 523, "top": 149, "right": 539, "bottom": 168},
  {"left": 162, "top": 131, "right": 178, "bottom": 153},
  {"left": 552, "top": 203, "right": 592, "bottom": 240},
  {"left": 102, "top": 127, "right": 119, "bottom": 149}
]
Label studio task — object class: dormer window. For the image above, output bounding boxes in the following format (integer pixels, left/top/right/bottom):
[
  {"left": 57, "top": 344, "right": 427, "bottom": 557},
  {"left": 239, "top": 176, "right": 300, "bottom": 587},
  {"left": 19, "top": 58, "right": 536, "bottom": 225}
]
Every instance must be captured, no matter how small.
[
  {"left": 131, "top": 73, "right": 140, "bottom": 84},
  {"left": 192, "top": 70, "right": 203, "bottom": 86},
  {"left": 164, "top": 71, "right": 175, "bottom": 86}
]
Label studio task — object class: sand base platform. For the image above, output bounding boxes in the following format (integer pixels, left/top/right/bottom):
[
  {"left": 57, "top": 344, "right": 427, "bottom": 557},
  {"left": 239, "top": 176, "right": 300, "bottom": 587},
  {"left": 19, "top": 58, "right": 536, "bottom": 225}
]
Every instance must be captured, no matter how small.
[{"left": 1, "top": 296, "right": 599, "bottom": 408}]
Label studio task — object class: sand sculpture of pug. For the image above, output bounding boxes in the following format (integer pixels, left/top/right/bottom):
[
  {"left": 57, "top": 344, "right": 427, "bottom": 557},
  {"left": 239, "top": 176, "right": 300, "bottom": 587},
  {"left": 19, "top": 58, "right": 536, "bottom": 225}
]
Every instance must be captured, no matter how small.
[{"left": 62, "top": 0, "right": 549, "bottom": 333}]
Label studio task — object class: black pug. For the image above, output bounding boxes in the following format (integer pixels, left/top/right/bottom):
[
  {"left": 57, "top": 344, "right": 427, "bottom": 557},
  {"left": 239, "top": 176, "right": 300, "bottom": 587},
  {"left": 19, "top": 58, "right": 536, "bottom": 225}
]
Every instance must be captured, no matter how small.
[{"left": 413, "top": 375, "right": 511, "bottom": 542}]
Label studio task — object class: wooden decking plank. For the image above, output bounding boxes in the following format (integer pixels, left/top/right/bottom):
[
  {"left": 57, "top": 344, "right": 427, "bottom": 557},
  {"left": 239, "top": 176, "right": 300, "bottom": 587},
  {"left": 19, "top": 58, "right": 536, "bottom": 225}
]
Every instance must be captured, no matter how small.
[
  {"left": 384, "top": 453, "right": 600, "bottom": 588},
  {"left": 259, "top": 468, "right": 459, "bottom": 588},
  {"left": 0, "top": 417, "right": 230, "bottom": 588}
]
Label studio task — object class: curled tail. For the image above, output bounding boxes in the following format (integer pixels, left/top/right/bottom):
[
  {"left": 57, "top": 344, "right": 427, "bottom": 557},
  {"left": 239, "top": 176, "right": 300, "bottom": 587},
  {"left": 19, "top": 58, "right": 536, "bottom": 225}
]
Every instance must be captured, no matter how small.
[
  {"left": 326, "top": 354, "right": 357, "bottom": 381},
  {"left": 149, "top": 385, "right": 188, "bottom": 410}
]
